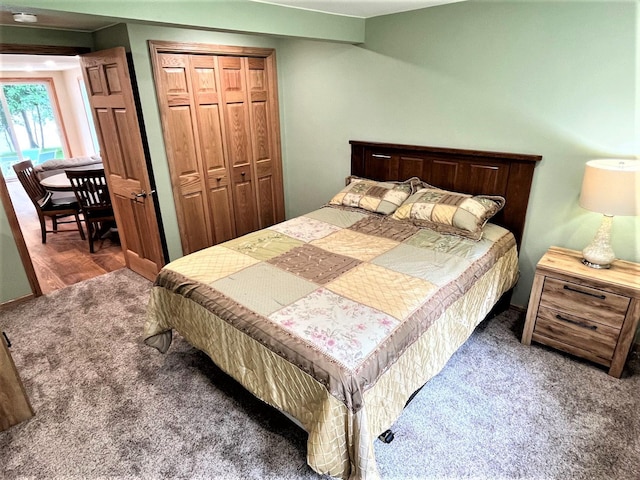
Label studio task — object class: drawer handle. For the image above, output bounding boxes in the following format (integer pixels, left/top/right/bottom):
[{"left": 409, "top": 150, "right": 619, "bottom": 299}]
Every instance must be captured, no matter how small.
[
  {"left": 371, "top": 153, "right": 391, "bottom": 159},
  {"left": 2, "top": 331, "right": 10, "bottom": 347},
  {"left": 555, "top": 314, "right": 597, "bottom": 331},
  {"left": 563, "top": 285, "right": 605, "bottom": 300}
]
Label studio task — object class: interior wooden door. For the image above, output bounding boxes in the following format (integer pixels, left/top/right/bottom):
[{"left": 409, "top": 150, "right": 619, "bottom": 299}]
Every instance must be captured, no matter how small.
[{"left": 79, "top": 47, "right": 164, "bottom": 281}]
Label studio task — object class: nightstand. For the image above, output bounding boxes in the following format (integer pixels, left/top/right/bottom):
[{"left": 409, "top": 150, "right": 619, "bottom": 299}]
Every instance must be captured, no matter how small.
[
  {"left": 0, "top": 332, "right": 34, "bottom": 431},
  {"left": 522, "top": 246, "right": 640, "bottom": 378}
]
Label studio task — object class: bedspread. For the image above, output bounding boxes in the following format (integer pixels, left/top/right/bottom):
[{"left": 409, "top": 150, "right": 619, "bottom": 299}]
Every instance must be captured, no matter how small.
[{"left": 144, "top": 206, "right": 519, "bottom": 479}]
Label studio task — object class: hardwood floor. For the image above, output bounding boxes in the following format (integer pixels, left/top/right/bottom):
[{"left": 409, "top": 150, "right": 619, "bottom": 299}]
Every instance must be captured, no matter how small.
[{"left": 6, "top": 178, "right": 125, "bottom": 295}]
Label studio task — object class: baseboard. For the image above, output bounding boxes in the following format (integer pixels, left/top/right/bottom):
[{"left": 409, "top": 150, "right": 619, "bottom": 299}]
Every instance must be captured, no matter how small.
[
  {"left": 0, "top": 293, "right": 35, "bottom": 311},
  {"left": 509, "top": 304, "right": 526, "bottom": 314}
]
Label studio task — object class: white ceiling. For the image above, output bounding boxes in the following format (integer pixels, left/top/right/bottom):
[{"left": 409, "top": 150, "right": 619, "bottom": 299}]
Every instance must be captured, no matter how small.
[
  {"left": 0, "top": 0, "right": 466, "bottom": 33},
  {"left": 0, "top": 54, "right": 81, "bottom": 72},
  {"left": 252, "top": 0, "right": 466, "bottom": 18}
]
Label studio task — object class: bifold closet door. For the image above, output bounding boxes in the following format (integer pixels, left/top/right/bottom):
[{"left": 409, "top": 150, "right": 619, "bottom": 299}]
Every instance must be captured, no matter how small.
[
  {"left": 156, "top": 53, "right": 234, "bottom": 253},
  {"left": 218, "top": 56, "right": 259, "bottom": 237},
  {"left": 151, "top": 42, "right": 285, "bottom": 255},
  {"left": 245, "top": 57, "right": 284, "bottom": 229},
  {"left": 218, "top": 55, "right": 285, "bottom": 235}
]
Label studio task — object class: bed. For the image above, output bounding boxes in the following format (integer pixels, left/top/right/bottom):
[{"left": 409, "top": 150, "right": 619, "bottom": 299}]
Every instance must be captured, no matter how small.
[{"left": 144, "top": 140, "right": 542, "bottom": 479}]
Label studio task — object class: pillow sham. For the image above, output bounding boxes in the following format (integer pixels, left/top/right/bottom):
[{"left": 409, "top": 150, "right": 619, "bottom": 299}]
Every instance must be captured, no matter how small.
[
  {"left": 328, "top": 176, "right": 415, "bottom": 215},
  {"left": 392, "top": 186, "right": 505, "bottom": 240}
]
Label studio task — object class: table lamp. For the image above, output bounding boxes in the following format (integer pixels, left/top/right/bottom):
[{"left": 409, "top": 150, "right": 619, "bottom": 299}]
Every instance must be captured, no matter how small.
[{"left": 578, "top": 159, "right": 640, "bottom": 269}]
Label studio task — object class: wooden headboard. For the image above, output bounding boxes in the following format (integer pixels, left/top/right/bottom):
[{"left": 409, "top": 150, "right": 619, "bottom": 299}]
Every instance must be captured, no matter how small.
[{"left": 350, "top": 140, "right": 542, "bottom": 249}]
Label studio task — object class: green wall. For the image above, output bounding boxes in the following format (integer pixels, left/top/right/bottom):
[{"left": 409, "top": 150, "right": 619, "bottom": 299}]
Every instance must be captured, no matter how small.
[
  {"left": 1, "top": 0, "right": 638, "bottom": 311},
  {"left": 0, "top": 194, "right": 32, "bottom": 303},
  {"left": 277, "top": 1, "right": 639, "bottom": 307},
  {"left": 0, "top": 25, "right": 93, "bottom": 47}
]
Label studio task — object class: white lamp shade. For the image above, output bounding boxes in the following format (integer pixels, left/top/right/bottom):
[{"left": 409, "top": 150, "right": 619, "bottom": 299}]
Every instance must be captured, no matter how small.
[{"left": 579, "top": 159, "right": 640, "bottom": 217}]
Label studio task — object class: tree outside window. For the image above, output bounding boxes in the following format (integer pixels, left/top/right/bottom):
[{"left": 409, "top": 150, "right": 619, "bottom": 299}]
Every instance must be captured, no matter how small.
[{"left": 0, "top": 80, "right": 66, "bottom": 179}]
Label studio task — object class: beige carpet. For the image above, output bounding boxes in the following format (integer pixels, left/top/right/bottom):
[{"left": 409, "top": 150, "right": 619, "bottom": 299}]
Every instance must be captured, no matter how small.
[{"left": 1, "top": 268, "right": 638, "bottom": 479}]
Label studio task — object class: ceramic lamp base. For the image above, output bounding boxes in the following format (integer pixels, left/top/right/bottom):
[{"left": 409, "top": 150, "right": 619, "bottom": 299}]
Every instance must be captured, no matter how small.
[{"left": 582, "top": 215, "right": 615, "bottom": 269}]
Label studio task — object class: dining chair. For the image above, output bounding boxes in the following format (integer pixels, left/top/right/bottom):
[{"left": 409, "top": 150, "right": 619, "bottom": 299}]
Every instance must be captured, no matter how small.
[
  {"left": 12, "top": 160, "right": 85, "bottom": 244},
  {"left": 65, "top": 169, "right": 117, "bottom": 253}
]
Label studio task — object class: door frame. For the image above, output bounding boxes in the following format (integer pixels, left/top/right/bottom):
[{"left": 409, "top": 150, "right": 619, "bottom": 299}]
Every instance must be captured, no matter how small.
[
  {"left": 79, "top": 47, "right": 168, "bottom": 280},
  {"left": 0, "top": 44, "right": 90, "bottom": 299}
]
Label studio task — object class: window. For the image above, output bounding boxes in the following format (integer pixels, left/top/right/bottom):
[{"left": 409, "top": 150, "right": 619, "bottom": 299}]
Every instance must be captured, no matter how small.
[{"left": 0, "top": 78, "right": 67, "bottom": 179}]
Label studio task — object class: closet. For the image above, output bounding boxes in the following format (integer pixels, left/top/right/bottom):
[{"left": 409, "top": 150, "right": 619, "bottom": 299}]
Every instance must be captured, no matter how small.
[{"left": 150, "top": 42, "right": 285, "bottom": 254}]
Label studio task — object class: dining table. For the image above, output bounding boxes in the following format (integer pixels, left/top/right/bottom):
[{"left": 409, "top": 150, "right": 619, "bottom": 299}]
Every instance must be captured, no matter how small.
[
  {"left": 39, "top": 166, "right": 104, "bottom": 192},
  {"left": 39, "top": 172, "right": 74, "bottom": 192}
]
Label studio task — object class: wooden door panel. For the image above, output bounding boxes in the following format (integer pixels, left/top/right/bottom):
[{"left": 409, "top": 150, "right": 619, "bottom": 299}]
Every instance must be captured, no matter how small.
[
  {"left": 154, "top": 53, "right": 215, "bottom": 253},
  {"left": 208, "top": 186, "right": 234, "bottom": 243},
  {"left": 80, "top": 47, "right": 165, "bottom": 280},
  {"left": 128, "top": 198, "right": 163, "bottom": 274},
  {"left": 252, "top": 102, "right": 270, "bottom": 159},
  {"left": 199, "top": 105, "right": 226, "bottom": 172},
  {"left": 220, "top": 56, "right": 244, "bottom": 100},
  {"left": 112, "top": 189, "right": 162, "bottom": 274},
  {"left": 191, "top": 56, "right": 218, "bottom": 99},
  {"left": 193, "top": 56, "right": 235, "bottom": 245},
  {"left": 257, "top": 175, "right": 275, "bottom": 227},
  {"left": 85, "top": 66, "right": 103, "bottom": 95},
  {"left": 233, "top": 180, "right": 257, "bottom": 236},
  {"left": 114, "top": 109, "right": 144, "bottom": 181},
  {"left": 225, "top": 103, "right": 251, "bottom": 168},
  {"left": 182, "top": 192, "right": 213, "bottom": 252},
  {"left": 95, "top": 109, "right": 125, "bottom": 177},
  {"left": 198, "top": 100, "right": 235, "bottom": 244},
  {"left": 220, "top": 57, "right": 258, "bottom": 233},
  {"left": 169, "top": 101, "right": 213, "bottom": 250},
  {"left": 246, "top": 57, "right": 283, "bottom": 227},
  {"left": 167, "top": 106, "right": 200, "bottom": 176},
  {"left": 162, "top": 65, "right": 189, "bottom": 93},
  {"left": 104, "top": 64, "right": 122, "bottom": 93}
]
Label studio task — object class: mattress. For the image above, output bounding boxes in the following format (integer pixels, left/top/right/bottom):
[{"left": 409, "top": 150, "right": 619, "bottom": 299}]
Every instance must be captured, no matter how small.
[{"left": 144, "top": 206, "right": 519, "bottom": 479}]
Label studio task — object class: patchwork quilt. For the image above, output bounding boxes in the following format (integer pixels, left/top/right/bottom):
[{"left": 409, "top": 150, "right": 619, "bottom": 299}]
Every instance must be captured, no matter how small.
[{"left": 145, "top": 206, "right": 518, "bottom": 479}]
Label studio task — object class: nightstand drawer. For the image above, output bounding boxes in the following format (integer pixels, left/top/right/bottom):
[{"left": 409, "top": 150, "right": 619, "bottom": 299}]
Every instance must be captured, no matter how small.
[
  {"left": 534, "top": 306, "right": 619, "bottom": 361},
  {"left": 539, "top": 277, "right": 629, "bottom": 329}
]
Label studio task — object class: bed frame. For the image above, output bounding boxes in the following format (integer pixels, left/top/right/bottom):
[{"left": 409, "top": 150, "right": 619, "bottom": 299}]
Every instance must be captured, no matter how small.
[
  {"left": 350, "top": 140, "right": 542, "bottom": 249},
  {"left": 146, "top": 141, "right": 543, "bottom": 478}
]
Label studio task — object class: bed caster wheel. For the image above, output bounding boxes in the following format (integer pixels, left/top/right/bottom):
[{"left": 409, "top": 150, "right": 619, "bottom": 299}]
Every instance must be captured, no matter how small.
[{"left": 378, "top": 429, "right": 394, "bottom": 443}]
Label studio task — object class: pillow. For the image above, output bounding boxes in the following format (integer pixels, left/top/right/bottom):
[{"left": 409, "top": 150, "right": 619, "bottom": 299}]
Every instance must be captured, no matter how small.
[
  {"left": 392, "top": 186, "right": 505, "bottom": 240},
  {"left": 328, "top": 176, "right": 414, "bottom": 215}
]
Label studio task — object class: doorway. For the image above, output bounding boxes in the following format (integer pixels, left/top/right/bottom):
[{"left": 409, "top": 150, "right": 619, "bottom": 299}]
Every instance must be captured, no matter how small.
[{"left": 1, "top": 53, "right": 125, "bottom": 295}]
